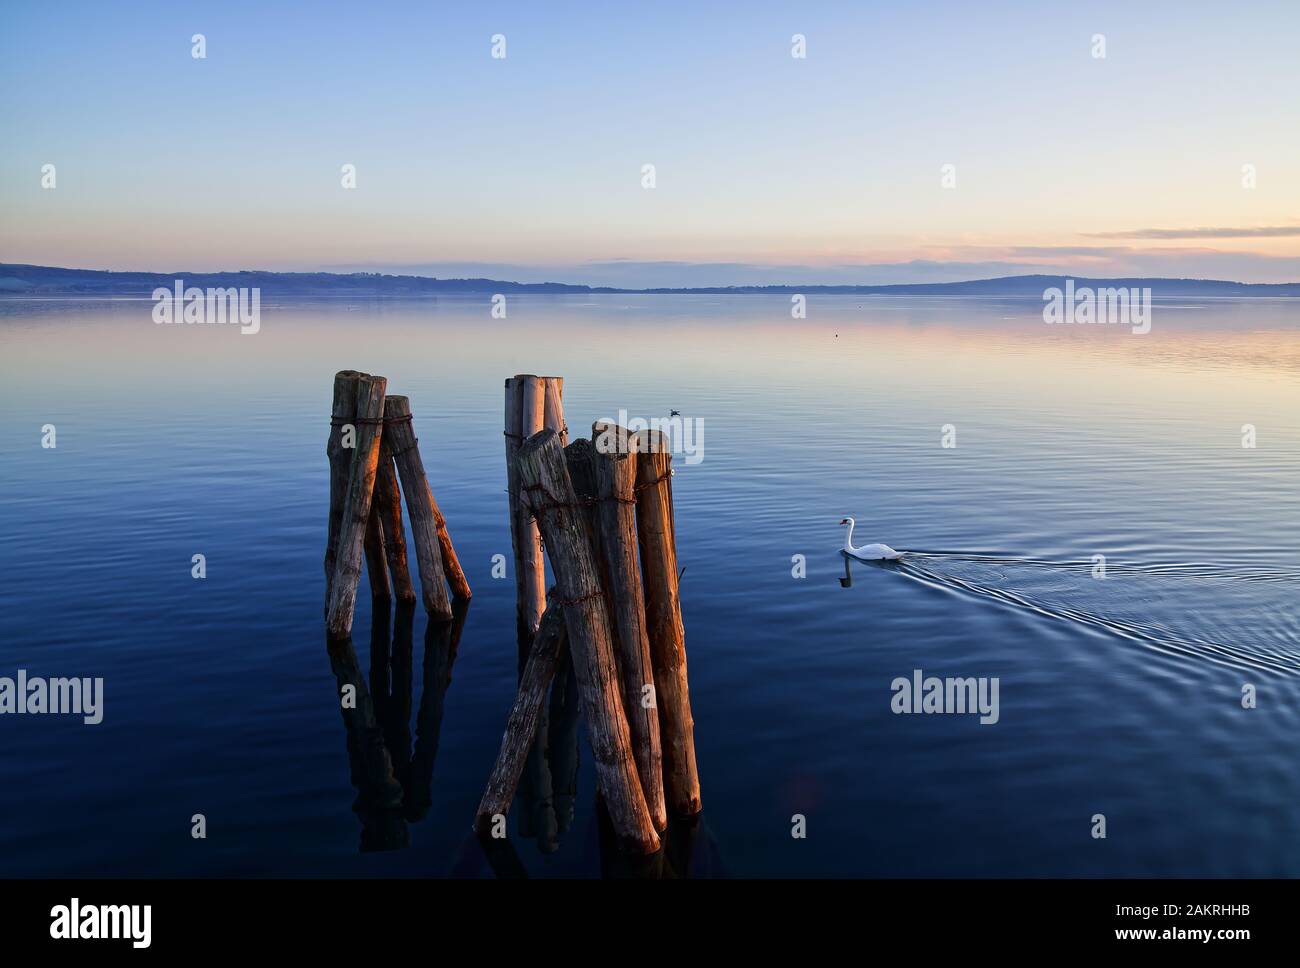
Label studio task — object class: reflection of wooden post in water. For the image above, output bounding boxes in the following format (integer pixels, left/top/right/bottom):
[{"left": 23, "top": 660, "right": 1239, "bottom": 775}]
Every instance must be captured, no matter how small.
[
  {"left": 475, "top": 596, "right": 567, "bottom": 836},
  {"left": 516, "top": 430, "right": 659, "bottom": 854},
  {"left": 595, "top": 806, "right": 720, "bottom": 879},
  {"left": 373, "top": 602, "right": 415, "bottom": 782},
  {"left": 330, "top": 598, "right": 469, "bottom": 844},
  {"left": 547, "top": 648, "right": 581, "bottom": 835},
  {"left": 326, "top": 631, "right": 407, "bottom": 852},
  {"left": 405, "top": 599, "right": 467, "bottom": 820},
  {"left": 633, "top": 427, "right": 702, "bottom": 816},
  {"left": 326, "top": 373, "right": 388, "bottom": 638}
]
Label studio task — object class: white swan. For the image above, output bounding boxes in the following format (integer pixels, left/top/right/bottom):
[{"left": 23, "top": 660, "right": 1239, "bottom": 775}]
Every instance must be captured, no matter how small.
[{"left": 840, "top": 517, "right": 903, "bottom": 560}]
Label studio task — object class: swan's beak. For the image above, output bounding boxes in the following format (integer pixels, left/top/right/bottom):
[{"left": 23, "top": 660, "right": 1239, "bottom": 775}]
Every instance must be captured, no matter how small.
[{"left": 839, "top": 518, "right": 849, "bottom": 525}]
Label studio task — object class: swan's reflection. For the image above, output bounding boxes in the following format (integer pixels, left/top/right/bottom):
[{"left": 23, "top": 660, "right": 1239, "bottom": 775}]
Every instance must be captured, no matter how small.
[
  {"left": 840, "top": 550, "right": 898, "bottom": 587},
  {"left": 325, "top": 598, "right": 468, "bottom": 852}
]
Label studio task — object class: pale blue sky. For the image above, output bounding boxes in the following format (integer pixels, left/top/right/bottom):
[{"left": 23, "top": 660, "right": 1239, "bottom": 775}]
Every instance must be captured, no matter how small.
[{"left": 2, "top": 0, "right": 1298, "bottom": 284}]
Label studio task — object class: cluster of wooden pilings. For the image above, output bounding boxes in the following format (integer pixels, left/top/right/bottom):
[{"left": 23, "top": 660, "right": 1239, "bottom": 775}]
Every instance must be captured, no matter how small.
[
  {"left": 324, "top": 370, "right": 471, "bottom": 636},
  {"left": 477, "top": 374, "right": 701, "bottom": 855}
]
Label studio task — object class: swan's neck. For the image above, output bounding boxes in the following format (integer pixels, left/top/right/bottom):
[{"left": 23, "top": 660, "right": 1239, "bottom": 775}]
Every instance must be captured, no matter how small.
[{"left": 844, "top": 520, "right": 856, "bottom": 551}]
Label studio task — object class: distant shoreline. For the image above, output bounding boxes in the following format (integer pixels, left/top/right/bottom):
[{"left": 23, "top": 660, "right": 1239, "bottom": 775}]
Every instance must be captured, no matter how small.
[{"left": 2, "top": 263, "right": 1298, "bottom": 298}]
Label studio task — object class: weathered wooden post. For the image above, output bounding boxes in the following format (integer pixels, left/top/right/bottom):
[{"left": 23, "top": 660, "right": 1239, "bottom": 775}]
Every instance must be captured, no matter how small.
[
  {"left": 633, "top": 427, "right": 702, "bottom": 816},
  {"left": 503, "top": 377, "right": 526, "bottom": 633},
  {"left": 430, "top": 501, "right": 472, "bottom": 603},
  {"left": 505, "top": 375, "right": 551, "bottom": 639},
  {"left": 543, "top": 376, "right": 568, "bottom": 447},
  {"left": 516, "top": 429, "right": 659, "bottom": 853},
  {"left": 326, "top": 373, "right": 387, "bottom": 637},
  {"left": 327, "top": 370, "right": 389, "bottom": 606},
  {"left": 475, "top": 595, "right": 568, "bottom": 836},
  {"left": 592, "top": 422, "right": 668, "bottom": 831},
  {"left": 520, "top": 377, "right": 547, "bottom": 636},
  {"left": 325, "top": 370, "right": 359, "bottom": 606},
  {"left": 383, "top": 395, "right": 453, "bottom": 621},
  {"left": 372, "top": 440, "right": 416, "bottom": 604}
]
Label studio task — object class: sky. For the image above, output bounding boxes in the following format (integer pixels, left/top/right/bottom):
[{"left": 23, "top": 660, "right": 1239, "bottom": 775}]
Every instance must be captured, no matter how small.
[{"left": 2, "top": 0, "right": 1298, "bottom": 286}]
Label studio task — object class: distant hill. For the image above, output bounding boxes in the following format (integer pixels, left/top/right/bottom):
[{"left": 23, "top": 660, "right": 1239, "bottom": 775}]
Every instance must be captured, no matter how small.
[
  {"left": 2, "top": 264, "right": 1298, "bottom": 297},
  {"left": 0, "top": 264, "right": 605, "bottom": 295}
]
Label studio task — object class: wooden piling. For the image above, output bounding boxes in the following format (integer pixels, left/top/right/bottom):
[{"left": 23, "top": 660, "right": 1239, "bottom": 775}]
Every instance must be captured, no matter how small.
[
  {"left": 373, "top": 440, "right": 416, "bottom": 604},
  {"left": 542, "top": 377, "right": 568, "bottom": 447},
  {"left": 383, "top": 395, "right": 453, "bottom": 621},
  {"left": 328, "top": 370, "right": 390, "bottom": 604},
  {"left": 516, "top": 377, "right": 548, "bottom": 637},
  {"left": 516, "top": 429, "right": 659, "bottom": 854},
  {"left": 504, "top": 377, "right": 526, "bottom": 636},
  {"left": 633, "top": 428, "right": 702, "bottom": 816},
  {"left": 430, "top": 497, "right": 472, "bottom": 603},
  {"left": 563, "top": 437, "right": 603, "bottom": 558},
  {"left": 326, "top": 373, "right": 388, "bottom": 638},
  {"left": 475, "top": 594, "right": 568, "bottom": 836},
  {"left": 325, "top": 370, "right": 357, "bottom": 607},
  {"left": 592, "top": 422, "right": 668, "bottom": 831}
]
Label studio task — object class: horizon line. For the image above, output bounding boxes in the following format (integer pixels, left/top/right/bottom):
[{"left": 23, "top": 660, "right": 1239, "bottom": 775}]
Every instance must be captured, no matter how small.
[{"left": 4, "top": 262, "right": 1300, "bottom": 293}]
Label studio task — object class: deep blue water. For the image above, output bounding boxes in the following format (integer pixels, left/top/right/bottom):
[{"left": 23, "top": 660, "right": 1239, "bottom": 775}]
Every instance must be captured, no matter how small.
[{"left": 2, "top": 294, "right": 1299, "bottom": 877}]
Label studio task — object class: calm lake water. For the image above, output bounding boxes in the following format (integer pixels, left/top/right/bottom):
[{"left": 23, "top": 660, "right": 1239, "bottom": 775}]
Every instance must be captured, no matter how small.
[{"left": 2, "top": 294, "right": 1299, "bottom": 877}]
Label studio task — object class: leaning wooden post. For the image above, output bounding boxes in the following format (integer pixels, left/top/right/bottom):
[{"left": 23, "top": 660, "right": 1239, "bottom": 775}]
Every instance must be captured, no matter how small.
[
  {"left": 592, "top": 422, "right": 668, "bottom": 831},
  {"left": 516, "top": 429, "right": 659, "bottom": 854},
  {"left": 383, "top": 395, "right": 453, "bottom": 621},
  {"left": 327, "top": 371, "right": 388, "bottom": 606},
  {"left": 326, "top": 373, "right": 388, "bottom": 637},
  {"left": 430, "top": 500, "right": 472, "bottom": 603},
  {"left": 475, "top": 594, "right": 568, "bottom": 836},
  {"left": 633, "top": 427, "right": 702, "bottom": 816},
  {"left": 373, "top": 440, "right": 416, "bottom": 604}
]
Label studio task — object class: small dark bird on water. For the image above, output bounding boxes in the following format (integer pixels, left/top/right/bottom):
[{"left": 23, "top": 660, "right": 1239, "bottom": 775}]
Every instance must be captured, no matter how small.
[{"left": 670, "top": 409, "right": 680, "bottom": 416}]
